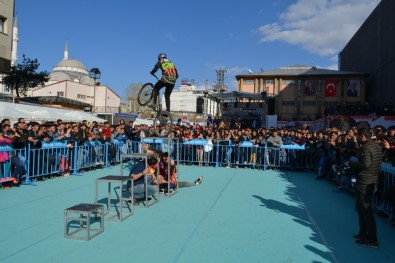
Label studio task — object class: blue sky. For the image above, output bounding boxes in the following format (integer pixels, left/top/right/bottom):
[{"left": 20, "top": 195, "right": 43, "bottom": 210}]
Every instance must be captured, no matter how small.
[{"left": 15, "top": 0, "right": 380, "bottom": 99}]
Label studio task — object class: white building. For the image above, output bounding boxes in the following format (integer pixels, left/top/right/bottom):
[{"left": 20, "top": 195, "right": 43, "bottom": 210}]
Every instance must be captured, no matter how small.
[
  {"left": 26, "top": 43, "right": 121, "bottom": 113},
  {"left": 0, "top": 4, "right": 17, "bottom": 95},
  {"left": 164, "top": 80, "right": 218, "bottom": 116}
]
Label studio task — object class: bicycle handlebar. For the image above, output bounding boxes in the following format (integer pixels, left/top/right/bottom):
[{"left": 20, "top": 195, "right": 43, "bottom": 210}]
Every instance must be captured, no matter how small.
[{"left": 150, "top": 72, "right": 159, "bottom": 80}]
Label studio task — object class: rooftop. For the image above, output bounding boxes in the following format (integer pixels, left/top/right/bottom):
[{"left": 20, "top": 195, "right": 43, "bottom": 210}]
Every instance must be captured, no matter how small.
[{"left": 236, "top": 65, "right": 368, "bottom": 79}]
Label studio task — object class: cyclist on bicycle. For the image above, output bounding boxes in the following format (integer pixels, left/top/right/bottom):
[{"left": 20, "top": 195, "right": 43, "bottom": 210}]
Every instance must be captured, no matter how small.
[{"left": 149, "top": 53, "right": 178, "bottom": 112}]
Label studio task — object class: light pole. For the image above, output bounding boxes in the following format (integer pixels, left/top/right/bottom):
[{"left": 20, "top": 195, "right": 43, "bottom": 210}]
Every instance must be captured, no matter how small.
[
  {"left": 89, "top": 67, "right": 101, "bottom": 113},
  {"left": 203, "top": 80, "right": 209, "bottom": 126},
  {"left": 261, "top": 91, "right": 267, "bottom": 128}
]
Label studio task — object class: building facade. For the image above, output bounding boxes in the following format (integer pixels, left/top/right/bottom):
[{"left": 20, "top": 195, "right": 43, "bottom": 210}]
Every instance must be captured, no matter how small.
[
  {"left": 167, "top": 81, "right": 218, "bottom": 116},
  {"left": 236, "top": 65, "right": 367, "bottom": 121},
  {"left": 26, "top": 43, "right": 121, "bottom": 113},
  {"left": 0, "top": 0, "right": 15, "bottom": 95},
  {"left": 339, "top": 0, "right": 394, "bottom": 106},
  {"left": 29, "top": 80, "right": 120, "bottom": 113},
  {"left": 0, "top": 0, "right": 14, "bottom": 74}
]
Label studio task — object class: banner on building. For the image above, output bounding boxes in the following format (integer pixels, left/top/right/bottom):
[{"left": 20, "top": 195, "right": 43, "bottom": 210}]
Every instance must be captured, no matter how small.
[
  {"left": 347, "top": 79, "right": 360, "bottom": 97},
  {"left": 324, "top": 80, "right": 337, "bottom": 97},
  {"left": 304, "top": 80, "right": 316, "bottom": 96}
]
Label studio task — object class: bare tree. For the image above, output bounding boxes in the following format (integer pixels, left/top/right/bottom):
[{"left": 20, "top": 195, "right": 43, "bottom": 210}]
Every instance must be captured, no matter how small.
[{"left": 125, "top": 82, "right": 144, "bottom": 112}]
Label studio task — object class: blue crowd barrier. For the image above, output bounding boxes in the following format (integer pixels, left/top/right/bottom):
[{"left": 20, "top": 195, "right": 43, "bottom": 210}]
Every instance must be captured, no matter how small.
[
  {"left": 0, "top": 145, "right": 27, "bottom": 184},
  {"left": 374, "top": 163, "right": 395, "bottom": 218},
  {"left": 28, "top": 142, "right": 68, "bottom": 180},
  {"left": 281, "top": 144, "right": 305, "bottom": 150}
]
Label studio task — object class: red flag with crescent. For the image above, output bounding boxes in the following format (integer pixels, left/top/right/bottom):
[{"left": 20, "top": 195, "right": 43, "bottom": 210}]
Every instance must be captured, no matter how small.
[{"left": 324, "top": 80, "right": 337, "bottom": 97}]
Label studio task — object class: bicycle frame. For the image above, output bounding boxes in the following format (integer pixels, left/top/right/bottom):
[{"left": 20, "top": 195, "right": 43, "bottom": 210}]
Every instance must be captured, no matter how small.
[{"left": 137, "top": 73, "right": 174, "bottom": 137}]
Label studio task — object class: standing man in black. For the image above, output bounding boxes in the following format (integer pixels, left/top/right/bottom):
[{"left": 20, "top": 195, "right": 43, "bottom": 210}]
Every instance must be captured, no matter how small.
[
  {"left": 13, "top": 118, "right": 29, "bottom": 148},
  {"left": 349, "top": 129, "right": 382, "bottom": 248}
]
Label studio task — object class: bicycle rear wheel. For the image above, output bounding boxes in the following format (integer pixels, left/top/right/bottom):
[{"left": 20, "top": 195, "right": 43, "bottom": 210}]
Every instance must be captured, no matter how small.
[
  {"left": 153, "top": 111, "right": 173, "bottom": 137},
  {"left": 138, "top": 83, "right": 154, "bottom": 106}
]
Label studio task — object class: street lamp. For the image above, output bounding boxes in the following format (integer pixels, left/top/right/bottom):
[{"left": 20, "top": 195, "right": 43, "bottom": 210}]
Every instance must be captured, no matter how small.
[
  {"left": 89, "top": 67, "right": 101, "bottom": 113},
  {"left": 261, "top": 91, "right": 267, "bottom": 128},
  {"left": 203, "top": 80, "right": 209, "bottom": 126}
]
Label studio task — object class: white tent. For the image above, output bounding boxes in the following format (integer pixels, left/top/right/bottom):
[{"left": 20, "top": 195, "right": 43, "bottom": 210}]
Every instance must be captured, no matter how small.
[
  {"left": 0, "top": 102, "right": 105, "bottom": 123},
  {"left": 133, "top": 118, "right": 154, "bottom": 126}
]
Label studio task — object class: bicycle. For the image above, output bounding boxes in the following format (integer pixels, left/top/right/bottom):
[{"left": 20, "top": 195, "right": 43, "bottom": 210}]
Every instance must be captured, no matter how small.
[{"left": 137, "top": 74, "right": 174, "bottom": 137}]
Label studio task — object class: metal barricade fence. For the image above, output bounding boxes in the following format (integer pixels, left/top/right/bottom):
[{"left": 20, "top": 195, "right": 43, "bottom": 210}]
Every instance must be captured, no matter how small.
[
  {"left": 28, "top": 142, "right": 69, "bottom": 180},
  {"left": 71, "top": 142, "right": 111, "bottom": 175},
  {"left": 179, "top": 140, "right": 268, "bottom": 169},
  {"left": 26, "top": 142, "right": 110, "bottom": 179},
  {"left": 177, "top": 140, "right": 316, "bottom": 170},
  {"left": 374, "top": 163, "right": 395, "bottom": 218},
  {"left": 107, "top": 140, "right": 146, "bottom": 164},
  {"left": 140, "top": 137, "right": 179, "bottom": 158},
  {"left": 0, "top": 145, "right": 27, "bottom": 183},
  {"left": 129, "top": 140, "right": 140, "bottom": 154},
  {"left": 0, "top": 140, "right": 329, "bottom": 180}
]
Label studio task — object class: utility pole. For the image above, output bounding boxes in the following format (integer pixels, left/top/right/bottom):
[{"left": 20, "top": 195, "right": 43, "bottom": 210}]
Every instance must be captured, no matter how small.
[
  {"left": 215, "top": 68, "right": 227, "bottom": 93},
  {"left": 203, "top": 80, "right": 209, "bottom": 125},
  {"left": 215, "top": 68, "right": 227, "bottom": 118}
]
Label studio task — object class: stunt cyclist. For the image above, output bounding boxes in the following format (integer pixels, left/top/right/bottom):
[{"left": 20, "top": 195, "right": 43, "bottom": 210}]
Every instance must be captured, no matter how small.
[{"left": 148, "top": 53, "right": 178, "bottom": 112}]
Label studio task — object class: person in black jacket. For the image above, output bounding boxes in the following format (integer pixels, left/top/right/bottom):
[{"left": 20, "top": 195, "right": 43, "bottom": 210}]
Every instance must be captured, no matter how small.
[
  {"left": 349, "top": 128, "right": 382, "bottom": 248},
  {"left": 148, "top": 53, "right": 178, "bottom": 112}
]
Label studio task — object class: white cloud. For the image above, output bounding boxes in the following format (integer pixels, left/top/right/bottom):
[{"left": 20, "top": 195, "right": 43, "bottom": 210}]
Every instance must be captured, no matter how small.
[
  {"left": 225, "top": 66, "right": 250, "bottom": 76},
  {"left": 227, "top": 80, "right": 239, "bottom": 92},
  {"left": 258, "top": 0, "right": 380, "bottom": 56},
  {"left": 326, "top": 63, "right": 338, "bottom": 70}
]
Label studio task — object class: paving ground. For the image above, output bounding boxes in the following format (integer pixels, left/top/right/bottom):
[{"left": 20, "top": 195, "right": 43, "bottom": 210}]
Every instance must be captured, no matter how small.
[{"left": 0, "top": 165, "right": 394, "bottom": 263}]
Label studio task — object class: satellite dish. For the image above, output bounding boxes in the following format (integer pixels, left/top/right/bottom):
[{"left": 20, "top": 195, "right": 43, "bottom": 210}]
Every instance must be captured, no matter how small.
[{"left": 248, "top": 69, "right": 252, "bottom": 74}]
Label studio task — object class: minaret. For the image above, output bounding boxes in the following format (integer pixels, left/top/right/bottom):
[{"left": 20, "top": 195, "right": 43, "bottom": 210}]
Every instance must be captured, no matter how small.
[
  {"left": 11, "top": 15, "right": 19, "bottom": 66},
  {"left": 64, "top": 41, "right": 68, "bottom": 60}
]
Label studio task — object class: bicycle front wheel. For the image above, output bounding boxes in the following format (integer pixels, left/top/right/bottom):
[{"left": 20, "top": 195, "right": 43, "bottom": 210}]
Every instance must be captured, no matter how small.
[
  {"left": 153, "top": 111, "right": 174, "bottom": 137},
  {"left": 138, "top": 83, "right": 154, "bottom": 106}
]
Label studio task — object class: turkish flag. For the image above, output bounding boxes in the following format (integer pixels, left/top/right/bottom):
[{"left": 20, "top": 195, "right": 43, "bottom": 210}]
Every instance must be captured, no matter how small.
[{"left": 324, "top": 80, "right": 337, "bottom": 97}]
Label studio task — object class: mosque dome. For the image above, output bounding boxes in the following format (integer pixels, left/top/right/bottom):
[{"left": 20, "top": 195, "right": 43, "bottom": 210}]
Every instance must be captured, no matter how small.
[
  {"left": 48, "top": 71, "right": 72, "bottom": 82},
  {"left": 80, "top": 75, "right": 95, "bottom": 86},
  {"left": 48, "top": 43, "right": 95, "bottom": 84},
  {"left": 56, "top": 59, "right": 86, "bottom": 70},
  {"left": 53, "top": 59, "right": 89, "bottom": 75}
]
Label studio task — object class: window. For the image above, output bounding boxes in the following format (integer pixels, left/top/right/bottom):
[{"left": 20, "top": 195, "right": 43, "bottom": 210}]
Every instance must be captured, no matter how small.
[
  {"left": 324, "top": 101, "right": 338, "bottom": 107},
  {"left": 77, "top": 94, "right": 86, "bottom": 99},
  {"left": 0, "top": 17, "right": 5, "bottom": 33},
  {"left": 243, "top": 80, "right": 254, "bottom": 85},
  {"left": 57, "top": 92, "right": 64, "bottom": 97},
  {"left": 281, "top": 101, "right": 295, "bottom": 106},
  {"left": 297, "top": 80, "right": 301, "bottom": 96},
  {"left": 282, "top": 80, "right": 295, "bottom": 85},
  {"left": 303, "top": 101, "right": 316, "bottom": 106}
]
